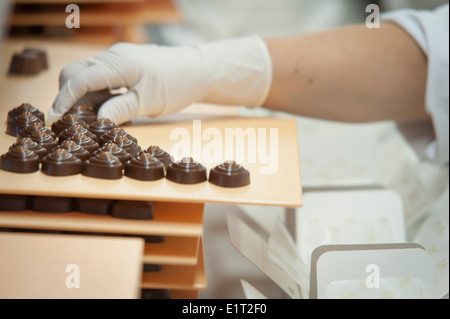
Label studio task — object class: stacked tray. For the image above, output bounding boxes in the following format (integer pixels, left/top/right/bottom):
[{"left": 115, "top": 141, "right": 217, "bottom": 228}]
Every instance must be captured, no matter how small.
[{"left": 0, "top": 196, "right": 206, "bottom": 299}]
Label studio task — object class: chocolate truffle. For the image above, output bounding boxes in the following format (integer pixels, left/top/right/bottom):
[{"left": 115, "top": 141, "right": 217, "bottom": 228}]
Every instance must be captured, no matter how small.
[
  {"left": 41, "top": 149, "right": 82, "bottom": 176},
  {"left": 64, "top": 104, "right": 97, "bottom": 124},
  {"left": 29, "top": 130, "right": 58, "bottom": 152},
  {"left": 146, "top": 146, "right": 173, "bottom": 168},
  {"left": 141, "top": 289, "right": 171, "bottom": 300},
  {"left": 6, "top": 112, "right": 42, "bottom": 137},
  {"left": 111, "top": 200, "right": 153, "bottom": 220},
  {"left": 110, "top": 136, "right": 141, "bottom": 157},
  {"left": 0, "top": 194, "right": 29, "bottom": 211},
  {"left": 67, "top": 133, "right": 99, "bottom": 155},
  {"left": 56, "top": 140, "right": 90, "bottom": 161},
  {"left": 93, "top": 142, "right": 131, "bottom": 164},
  {"left": 122, "top": 234, "right": 165, "bottom": 243},
  {"left": 143, "top": 264, "right": 162, "bottom": 272},
  {"left": 99, "top": 127, "right": 138, "bottom": 146},
  {"left": 58, "top": 124, "right": 98, "bottom": 144},
  {"left": 75, "top": 198, "right": 114, "bottom": 215},
  {"left": 7, "top": 103, "right": 45, "bottom": 123},
  {"left": 51, "top": 114, "right": 87, "bottom": 136},
  {"left": 31, "top": 196, "right": 73, "bottom": 213},
  {"left": 22, "top": 48, "right": 48, "bottom": 70},
  {"left": 82, "top": 151, "right": 123, "bottom": 179},
  {"left": 8, "top": 51, "right": 43, "bottom": 75},
  {"left": 1, "top": 145, "right": 39, "bottom": 173},
  {"left": 87, "top": 118, "right": 117, "bottom": 140},
  {"left": 124, "top": 152, "right": 164, "bottom": 181},
  {"left": 75, "top": 89, "right": 118, "bottom": 113},
  {"left": 166, "top": 157, "right": 207, "bottom": 184},
  {"left": 9, "top": 137, "right": 48, "bottom": 161},
  {"left": 18, "top": 121, "right": 55, "bottom": 139},
  {"left": 209, "top": 161, "right": 250, "bottom": 187}
]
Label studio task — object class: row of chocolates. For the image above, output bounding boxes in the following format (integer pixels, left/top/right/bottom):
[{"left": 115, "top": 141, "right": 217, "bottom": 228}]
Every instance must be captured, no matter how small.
[{"left": 4, "top": 103, "right": 251, "bottom": 187}]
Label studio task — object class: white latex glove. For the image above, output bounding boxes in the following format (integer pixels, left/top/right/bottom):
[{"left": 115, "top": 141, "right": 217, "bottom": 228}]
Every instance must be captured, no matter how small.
[{"left": 49, "top": 36, "right": 272, "bottom": 125}]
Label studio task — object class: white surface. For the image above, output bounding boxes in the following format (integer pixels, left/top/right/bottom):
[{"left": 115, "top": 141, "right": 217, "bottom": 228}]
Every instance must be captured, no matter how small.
[
  {"left": 295, "top": 189, "right": 406, "bottom": 268},
  {"left": 314, "top": 246, "right": 436, "bottom": 299}
]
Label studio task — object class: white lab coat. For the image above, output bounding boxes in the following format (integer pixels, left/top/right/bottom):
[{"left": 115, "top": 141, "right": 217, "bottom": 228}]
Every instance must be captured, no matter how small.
[{"left": 382, "top": 4, "right": 449, "bottom": 166}]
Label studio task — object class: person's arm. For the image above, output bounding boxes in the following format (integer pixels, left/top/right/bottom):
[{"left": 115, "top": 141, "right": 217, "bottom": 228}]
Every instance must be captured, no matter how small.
[{"left": 263, "top": 23, "right": 429, "bottom": 123}]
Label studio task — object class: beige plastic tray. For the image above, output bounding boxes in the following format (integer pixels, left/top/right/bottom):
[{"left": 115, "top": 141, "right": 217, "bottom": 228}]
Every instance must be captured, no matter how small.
[{"left": 0, "top": 201, "right": 204, "bottom": 237}]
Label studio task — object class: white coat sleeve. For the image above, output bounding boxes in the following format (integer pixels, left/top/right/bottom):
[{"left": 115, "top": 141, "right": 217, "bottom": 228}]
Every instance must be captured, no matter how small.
[{"left": 382, "top": 4, "right": 449, "bottom": 166}]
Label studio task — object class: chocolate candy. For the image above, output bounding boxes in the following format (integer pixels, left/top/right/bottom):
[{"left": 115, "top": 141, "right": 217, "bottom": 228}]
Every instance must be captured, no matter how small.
[
  {"left": 8, "top": 50, "right": 45, "bottom": 75},
  {"left": 143, "top": 264, "right": 162, "bottom": 272},
  {"left": 75, "top": 89, "right": 118, "bottom": 113},
  {"left": 87, "top": 118, "right": 117, "bottom": 140},
  {"left": 0, "top": 194, "right": 29, "bottom": 211},
  {"left": 146, "top": 146, "right": 173, "bottom": 168},
  {"left": 209, "top": 161, "right": 250, "bottom": 187},
  {"left": 51, "top": 114, "right": 87, "bottom": 136},
  {"left": 56, "top": 140, "right": 90, "bottom": 161},
  {"left": 31, "top": 196, "right": 73, "bottom": 213},
  {"left": 82, "top": 151, "right": 123, "bottom": 179},
  {"left": 111, "top": 200, "right": 154, "bottom": 220},
  {"left": 18, "top": 121, "right": 55, "bottom": 139},
  {"left": 93, "top": 142, "right": 131, "bottom": 164},
  {"left": 58, "top": 124, "right": 98, "bottom": 144},
  {"left": 124, "top": 152, "right": 164, "bottom": 181},
  {"left": 166, "top": 157, "right": 207, "bottom": 184},
  {"left": 41, "top": 149, "right": 82, "bottom": 176},
  {"left": 99, "top": 127, "right": 138, "bottom": 146},
  {"left": 29, "top": 130, "right": 58, "bottom": 152},
  {"left": 110, "top": 136, "right": 141, "bottom": 157},
  {"left": 22, "top": 48, "right": 48, "bottom": 70},
  {"left": 67, "top": 133, "right": 99, "bottom": 155},
  {"left": 75, "top": 198, "right": 114, "bottom": 215},
  {"left": 9, "top": 137, "right": 48, "bottom": 161},
  {"left": 64, "top": 104, "right": 97, "bottom": 124},
  {"left": 7, "top": 103, "right": 45, "bottom": 123},
  {"left": 1, "top": 145, "right": 39, "bottom": 173},
  {"left": 122, "top": 234, "right": 165, "bottom": 243},
  {"left": 141, "top": 289, "right": 171, "bottom": 300},
  {"left": 6, "top": 112, "right": 42, "bottom": 137}
]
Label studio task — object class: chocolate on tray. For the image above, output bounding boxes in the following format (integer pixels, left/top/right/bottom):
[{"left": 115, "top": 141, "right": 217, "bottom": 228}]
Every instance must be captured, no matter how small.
[
  {"left": 64, "top": 104, "right": 97, "bottom": 125},
  {"left": 58, "top": 124, "right": 98, "bottom": 144},
  {"left": 111, "top": 200, "right": 154, "bottom": 220},
  {"left": 209, "top": 160, "right": 250, "bottom": 188},
  {"left": 55, "top": 140, "right": 90, "bottom": 161},
  {"left": 166, "top": 157, "right": 207, "bottom": 185},
  {"left": 31, "top": 196, "right": 73, "bottom": 213},
  {"left": 0, "top": 194, "right": 29, "bottom": 211},
  {"left": 99, "top": 127, "right": 137, "bottom": 146},
  {"left": 110, "top": 136, "right": 141, "bottom": 157},
  {"left": 93, "top": 142, "right": 131, "bottom": 164},
  {"left": 82, "top": 151, "right": 123, "bottom": 179},
  {"left": 9, "top": 137, "right": 48, "bottom": 161},
  {"left": 1, "top": 145, "right": 39, "bottom": 173},
  {"left": 75, "top": 198, "right": 114, "bottom": 215},
  {"left": 18, "top": 121, "right": 55, "bottom": 139},
  {"left": 6, "top": 112, "right": 43, "bottom": 137},
  {"left": 29, "top": 130, "right": 58, "bottom": 152},
  {"left": 67, "top": 133, "right": 99, "bottom": 155},
  {"left": 87, "top": 118, "right": 117, "bottom": 140},
  {"left": 124, "top": 151, "right": 164, "bottom": 181},
  {"left": 41, "top": 148, "right": 82, "bottom": 176},
  {"left": 7, "top": 103, "right": 45, "bottom": 124},
  {"left": 146, "top": 146, "right": 173, "bottom": 169},
  {"left": 51, "top": 114, "right": 87, "bottom": 136}
]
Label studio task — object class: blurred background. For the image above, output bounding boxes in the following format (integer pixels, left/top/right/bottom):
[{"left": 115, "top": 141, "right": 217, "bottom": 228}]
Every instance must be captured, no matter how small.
[
  {"left": 0, "top": 0, "right": 448, "bottom": 299},
  {"left": 0, "top": 0, "right": 447, "bottom": 45}
]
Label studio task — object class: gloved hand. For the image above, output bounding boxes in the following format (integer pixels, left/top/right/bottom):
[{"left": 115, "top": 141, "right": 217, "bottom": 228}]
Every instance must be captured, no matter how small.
[{"left": 49, "top": 36, "right": 273, "bottom": 125}]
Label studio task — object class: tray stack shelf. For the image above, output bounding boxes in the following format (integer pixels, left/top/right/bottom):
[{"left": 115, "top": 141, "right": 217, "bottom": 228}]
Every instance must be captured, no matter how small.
[
  {"left": 7, "top": 0, "right": 181, "bottom": 44},
  {"left": 0, "top": 200, "right": 206, "bottom": 299}
]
